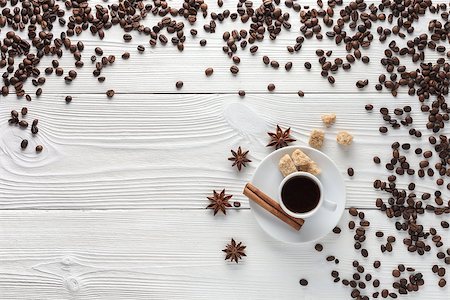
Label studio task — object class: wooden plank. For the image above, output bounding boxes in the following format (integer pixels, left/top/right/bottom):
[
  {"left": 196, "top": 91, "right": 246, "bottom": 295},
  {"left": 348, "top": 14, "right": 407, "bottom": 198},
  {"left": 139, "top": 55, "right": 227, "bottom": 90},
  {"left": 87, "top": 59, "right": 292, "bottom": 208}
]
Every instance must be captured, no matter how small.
[
  {"left": 0, "top": 210, "right": 447, "bottom": 299},
  {"left": 0, "top": 93, "right": 439, "bottom": 209},
  {"left": 0, "top": 0, "right": 445, "bottom": 95}
]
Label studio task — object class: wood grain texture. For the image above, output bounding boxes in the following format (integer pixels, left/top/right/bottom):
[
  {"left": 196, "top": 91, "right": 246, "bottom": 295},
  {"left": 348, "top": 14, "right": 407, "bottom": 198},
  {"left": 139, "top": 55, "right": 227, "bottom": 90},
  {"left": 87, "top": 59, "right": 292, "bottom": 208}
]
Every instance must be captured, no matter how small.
[
  {"left": 0, "top": 210, "right": 448, "bottom": 299},
  {"left": 3, "top": 0, "right": 445, "bottom": 95},
  {"left": 1, "top": 0, "right": 449, "bottom": 299},
  {"left": 1, "top": 93, "right": 442, "bottom": 209}
]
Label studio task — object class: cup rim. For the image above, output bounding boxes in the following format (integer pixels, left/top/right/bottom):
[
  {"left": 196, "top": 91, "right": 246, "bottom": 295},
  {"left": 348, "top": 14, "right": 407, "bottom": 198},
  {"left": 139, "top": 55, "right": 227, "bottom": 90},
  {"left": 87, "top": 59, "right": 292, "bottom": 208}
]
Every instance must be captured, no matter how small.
[{"left": 278, "top": 171, "right": 323, "bottom": 219}]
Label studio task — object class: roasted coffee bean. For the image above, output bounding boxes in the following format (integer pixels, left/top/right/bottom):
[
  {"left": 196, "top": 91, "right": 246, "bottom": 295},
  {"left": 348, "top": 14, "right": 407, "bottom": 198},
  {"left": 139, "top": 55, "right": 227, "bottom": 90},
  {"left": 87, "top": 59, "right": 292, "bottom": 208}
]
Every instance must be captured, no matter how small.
[
  {"left": 20, "top": 139, "right": 28, "bottom": 149},
  {"left": 106, "top": 90, "right": 115, "bottom": 98},
  {"left": 299, "top": 279, "right": 308, "bottom": 286},
  {"left": 267, "top": 83, "right": 275, "bottom": 92},
  {"left": 238, "top": 90, "right": 246, "bottom": 97},
  {"left": 205, "top": 68, "right": 214, "bottom": 76},
  {"left": 176, "top": 81, "right": 184, "bottom": 89},
  {"left": 365, "top": 104, "right": 374, "bottom": 111},
  {"left": 19, "top": 121, "right": 28, "bottom": 128},
  {"left": 379, "top": 126, "right": 388, "bottom": 133},
  {"left": 230, "top": 65, "right": 239, "bottom": 74},
  {"left": 374, "top": 261, "right": 381, "bottom": 268},
  {"left": 376, "top": 231, "right": 384, "bottom": 237},
  {"left": 285, "top": 62, "right": 293, "bottom": 71},
  {"left": 315, "top": 243, "right": 323, "bottom": 252},
  {"left": 298, "top": 90, "right": 305, "bottom": 97},
  {"left": 270, "top": 61, "right": 279, "bottom": 68},
  {"left": 333, "top": 226, "right": 341, "bottom": 234},
  {"left": 35, "top": 145, "right": 43, "bottom": 152},
  {"left": 361, "top": 249, "right": 368, "bottom": 257},
  {"left": 347, "top": 168, "right": 354, "bottom": 176}
]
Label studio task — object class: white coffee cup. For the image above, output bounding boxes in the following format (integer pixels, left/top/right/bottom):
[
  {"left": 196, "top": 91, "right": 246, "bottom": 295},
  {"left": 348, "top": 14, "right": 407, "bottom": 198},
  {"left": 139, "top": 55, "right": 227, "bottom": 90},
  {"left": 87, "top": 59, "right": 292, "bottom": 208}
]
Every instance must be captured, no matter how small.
[{"left": 279, "top": 171, "right": 337, "bottom": 219}]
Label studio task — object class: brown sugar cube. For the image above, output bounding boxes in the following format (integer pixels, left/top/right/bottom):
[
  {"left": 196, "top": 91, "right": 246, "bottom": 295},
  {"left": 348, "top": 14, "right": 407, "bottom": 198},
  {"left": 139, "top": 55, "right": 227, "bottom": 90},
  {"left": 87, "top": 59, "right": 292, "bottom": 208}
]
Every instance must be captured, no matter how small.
[
  {"left": 336, "top": 131, "right": 353, "bottom": 145},
  {"left": 309, "top": 129, "right": 325, "bottom": 149},
  {"left": 321, "top": 113, "right": 336, "bottom": 127},
  {"left": 291, "top": 149, "right": 312, "bottom": 171},
  {"left": 307, "top": 161, "right": 321, "bottom": 175},
  {"left": 279, "top": 154, "right": 297, "bottom": 177}
]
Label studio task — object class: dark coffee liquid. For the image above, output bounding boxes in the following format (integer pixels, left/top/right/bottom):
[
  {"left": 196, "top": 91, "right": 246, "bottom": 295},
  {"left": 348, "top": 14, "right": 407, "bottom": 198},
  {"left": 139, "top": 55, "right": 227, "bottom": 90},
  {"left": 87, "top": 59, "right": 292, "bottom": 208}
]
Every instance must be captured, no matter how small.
[{"left": 281, "top": 176, "right": 320, "bottom": 213}]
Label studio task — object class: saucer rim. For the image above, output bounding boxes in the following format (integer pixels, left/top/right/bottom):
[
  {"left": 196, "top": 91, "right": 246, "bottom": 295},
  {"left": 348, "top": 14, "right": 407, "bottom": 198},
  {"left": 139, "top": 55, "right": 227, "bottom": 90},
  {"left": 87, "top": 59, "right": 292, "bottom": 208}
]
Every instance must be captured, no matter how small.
[{"left": 249, "top": 145, "right": 347, "bottom": 244}]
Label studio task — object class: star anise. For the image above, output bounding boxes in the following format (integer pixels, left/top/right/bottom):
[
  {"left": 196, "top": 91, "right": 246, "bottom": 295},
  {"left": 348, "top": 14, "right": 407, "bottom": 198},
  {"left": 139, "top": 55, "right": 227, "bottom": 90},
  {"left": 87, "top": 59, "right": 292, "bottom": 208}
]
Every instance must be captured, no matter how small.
[
  {"left": 266, "top": 125, "right": 296, "bottom": 149},
  {"left": 228, "top": 146, "right": 251, "bottom": 171},
  {"left": 222, "top": 238, "right": 246, "bottom": 263},
  {"left": 206, "top": 189, "right": 232, "bottom": 215}
]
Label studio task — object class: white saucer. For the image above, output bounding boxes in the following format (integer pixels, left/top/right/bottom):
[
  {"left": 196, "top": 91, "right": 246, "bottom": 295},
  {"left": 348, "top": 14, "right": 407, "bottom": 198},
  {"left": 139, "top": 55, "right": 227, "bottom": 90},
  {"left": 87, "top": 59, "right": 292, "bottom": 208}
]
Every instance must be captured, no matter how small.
[{"left": 249, "top": 146, "right": 346, "bottom": 244}]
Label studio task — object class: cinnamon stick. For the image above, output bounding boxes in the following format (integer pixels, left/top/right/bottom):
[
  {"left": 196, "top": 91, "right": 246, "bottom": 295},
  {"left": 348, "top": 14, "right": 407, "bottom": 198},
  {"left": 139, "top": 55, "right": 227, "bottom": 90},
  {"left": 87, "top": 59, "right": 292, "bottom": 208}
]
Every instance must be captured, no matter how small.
[{"left": 243, "top": 183, "right": 304, "bottom": 231}]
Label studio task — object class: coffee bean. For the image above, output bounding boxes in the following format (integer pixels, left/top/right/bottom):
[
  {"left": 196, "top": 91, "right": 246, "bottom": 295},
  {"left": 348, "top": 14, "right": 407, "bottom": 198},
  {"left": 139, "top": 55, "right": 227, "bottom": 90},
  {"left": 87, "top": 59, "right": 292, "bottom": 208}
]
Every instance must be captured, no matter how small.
[
  {"left": 349, "top": 207, "right": 358, "bottom": 216},
  {"left": 333, "top": 226, "right": 341, "bottom": 234},
  {"left": 106, "top": 90, "right": 115, "bottom": 98},
  {"left": 348, "top": 221, "right": 355, "bottom": 229},
  {"left": 122, "top": 52, "right": 130, "bottom": 59},
  {"left": 19, "top": 121, "right": 28, "bottom": 128},
  {"left": 238, "top": 90, "right": 245, "bottom": 97},
  {"left": 176, "top": 81, "right": 184, "bottom": 89},
  {"left": 304, "top": 62, "right": 312, "bottom": 69},
  {"left": 20, "top": 139, "right": 28, "bottom": 149},
  {"left": 65, "top": 96, "right": 72, "bottom": 103},
  {"left": 35, "top": 145, "right": 43, "bottom": 152},
  {"left": 299, "top": 279, "right": 308, "bottom": 286},
  {"left": 328, "top": 76, "right": 335, "bottom": 84},
  {"left": 347, "top": 168, "right": 354, "bottom": 176},
  {"left": 267, "top": 83, "right": 275, "bottom": 92},
  {"left": 285, "top": 62, "right": 293, "bottom": 71},
  {"left": 137, "top": 45, "right": 145, "bottom": 52},
  {"left": 230, "top": 65, "right": 239, "bottom": 74},
  {"left": 379, "top": 126, "right": 388, "bottom": 133},
  {"left": 298, "top": 90, "right": 304, "bottom": 97},
  {"left": 233, "top": 201, "right": 241, "bottom": 208},
  {"left": 315, "top": 243, "right": 323, "bottom": 252},
  {"left": 439, "top": 279, "right": 446, "bottom": 287},
  {"left": 20, "top": 107, "right": 28, "bottom": 116},
  {"left": 361, "top": 249, "right": 368, "bottom": 257},
  {"left": 374, "top": 261, "right": 381, "bottom": 268},
  {"left": 205, "top": 68, "right": 214, "bottom": 76}
]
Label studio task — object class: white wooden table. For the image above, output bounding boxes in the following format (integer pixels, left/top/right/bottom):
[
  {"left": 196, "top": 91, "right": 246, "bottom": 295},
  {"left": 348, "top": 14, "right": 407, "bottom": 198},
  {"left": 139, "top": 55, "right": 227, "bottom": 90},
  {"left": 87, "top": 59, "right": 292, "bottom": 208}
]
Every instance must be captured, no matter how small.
[{"left": 0, "top": 1, "right": 448, "bottom": 299}]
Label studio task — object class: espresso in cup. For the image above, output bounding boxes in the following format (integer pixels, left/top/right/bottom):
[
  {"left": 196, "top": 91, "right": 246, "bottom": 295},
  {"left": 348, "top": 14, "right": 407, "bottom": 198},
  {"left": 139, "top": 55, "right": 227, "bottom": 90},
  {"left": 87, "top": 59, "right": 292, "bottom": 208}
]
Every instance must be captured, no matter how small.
[{"left": 281, "top": 175, "right": 321, "bottom": 213}]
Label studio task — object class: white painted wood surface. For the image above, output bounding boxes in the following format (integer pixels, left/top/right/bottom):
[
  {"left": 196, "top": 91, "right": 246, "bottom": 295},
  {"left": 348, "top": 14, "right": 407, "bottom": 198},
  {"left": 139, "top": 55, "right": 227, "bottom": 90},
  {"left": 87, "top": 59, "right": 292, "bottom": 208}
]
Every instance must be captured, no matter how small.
[{"left": 0, "top": 0, "right": 449, "bottom": 299}]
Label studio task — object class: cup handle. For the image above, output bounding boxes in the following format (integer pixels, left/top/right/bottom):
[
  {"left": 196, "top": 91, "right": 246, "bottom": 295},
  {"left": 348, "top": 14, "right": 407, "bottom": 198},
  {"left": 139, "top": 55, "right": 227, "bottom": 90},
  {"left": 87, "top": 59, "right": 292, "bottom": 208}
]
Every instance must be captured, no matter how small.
[{"left": 323, "top": 199, "right": 337, "bottom": 211}]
